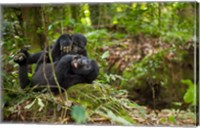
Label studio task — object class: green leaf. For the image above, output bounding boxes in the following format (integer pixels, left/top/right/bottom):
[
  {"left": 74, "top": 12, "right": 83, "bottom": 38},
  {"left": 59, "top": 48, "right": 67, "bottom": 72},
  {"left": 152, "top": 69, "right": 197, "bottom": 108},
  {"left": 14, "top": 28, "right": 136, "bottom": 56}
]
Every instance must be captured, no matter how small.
[
  {"left": 101, "top": 51, "right": 110, "bottom": 59},
  {"left": 96, "top": 108, "right": 133, "bottom": 125},
  {"left": 107, "top": 110, "right": 132, "bottom": 125},
  {"left": 181, "top": 79, "right": 196, "bottom": 105},
  {"left": 37, "top": 98, "right": 45, "bottom": 112},
  {"left": 24, "top": 99, "right": 36, "bottom": 110},
  {"left": 168, "top": 116, "right": 175, "bottom": 123},
  {"left": 48, "top": 25, "right": 53, "bottom": 30},
  {"left": 71, "top": 105, "right": 87, "bottom": 124}
]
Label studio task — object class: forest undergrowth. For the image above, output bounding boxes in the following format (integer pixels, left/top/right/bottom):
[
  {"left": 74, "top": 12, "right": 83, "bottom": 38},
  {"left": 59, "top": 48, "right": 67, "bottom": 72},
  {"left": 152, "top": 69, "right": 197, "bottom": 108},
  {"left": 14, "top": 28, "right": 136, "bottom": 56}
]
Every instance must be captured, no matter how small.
[{"left": 2, "top": 32, "right": 196, "bottom": 126}]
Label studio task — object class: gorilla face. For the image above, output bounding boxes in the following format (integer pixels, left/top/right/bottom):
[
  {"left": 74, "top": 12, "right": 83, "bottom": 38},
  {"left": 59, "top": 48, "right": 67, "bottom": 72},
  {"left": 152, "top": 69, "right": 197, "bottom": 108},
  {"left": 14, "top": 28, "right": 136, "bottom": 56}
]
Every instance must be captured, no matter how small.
[
  {"left": 71, "top": 55, "right": 94, "bottom": 75},
  {"left": 72, "top": 34, "right": 87, "bottom": 48}
]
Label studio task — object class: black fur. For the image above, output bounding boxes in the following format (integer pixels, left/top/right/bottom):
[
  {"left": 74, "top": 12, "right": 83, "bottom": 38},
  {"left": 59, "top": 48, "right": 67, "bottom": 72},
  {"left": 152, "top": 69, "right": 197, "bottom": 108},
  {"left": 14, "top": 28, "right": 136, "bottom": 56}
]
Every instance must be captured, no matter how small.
[
  {"left": 25, "top": 33, "right": 88, "bottom": 65},
  {"left": 71, "top": 34, "right": 87, "bottom": 56},
  {"left": 14, "top": 49, "right": 99, "bottom": 93},
  {"left": 51, "top": 34, "right": 73, "bottom": 61}
]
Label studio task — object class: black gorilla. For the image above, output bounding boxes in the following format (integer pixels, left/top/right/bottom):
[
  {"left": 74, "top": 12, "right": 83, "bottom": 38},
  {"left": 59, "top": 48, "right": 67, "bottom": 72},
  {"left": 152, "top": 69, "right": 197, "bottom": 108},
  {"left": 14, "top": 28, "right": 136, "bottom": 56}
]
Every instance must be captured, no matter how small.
[
  {"left": 71, "top": 34, "right": 87, "bottom": 56},
  {"left": 51, "top": 34, "right": 73, "bottom": 61},
  {"left": 14, "top": 49, "right": 99, "bottom": 93},
  {"left": 26, "top": 33, "right": 88, "bottom": 65},
  {"left": 51, "top": 33, "right": 88, "bottom": 61}
]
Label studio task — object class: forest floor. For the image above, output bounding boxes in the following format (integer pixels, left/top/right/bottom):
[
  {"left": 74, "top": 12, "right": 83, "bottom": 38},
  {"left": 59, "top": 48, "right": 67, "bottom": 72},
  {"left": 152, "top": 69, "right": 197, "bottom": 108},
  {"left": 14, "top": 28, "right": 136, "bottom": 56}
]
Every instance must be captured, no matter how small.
[
  {"left": 135, "top": 107, "right": 196, "bottom": 126},
  {"left": 101, "top": 34, "right": 193, "bottom": 73},
  {"left": 98, "top": 34, "right": 196, "bottom": 126},
  {"left": 4, "top": 93, "right": 196, "bottom": 126},
  {"left": 90, "top": 107, "right": 196, "bottom": 126}
]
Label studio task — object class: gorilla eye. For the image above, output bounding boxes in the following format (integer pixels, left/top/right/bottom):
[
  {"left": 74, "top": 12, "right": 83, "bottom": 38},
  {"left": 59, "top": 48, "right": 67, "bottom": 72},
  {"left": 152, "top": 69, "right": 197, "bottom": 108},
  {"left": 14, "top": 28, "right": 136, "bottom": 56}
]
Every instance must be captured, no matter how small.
[
  {"left": 73, "top": 42, "right": 78, "bottom": 45},
  {"left": 74, "top": 55, "right": 80, "bottom": 60},
  {"left": 85, "top": 65, "right": 91, "bottom": 69}
]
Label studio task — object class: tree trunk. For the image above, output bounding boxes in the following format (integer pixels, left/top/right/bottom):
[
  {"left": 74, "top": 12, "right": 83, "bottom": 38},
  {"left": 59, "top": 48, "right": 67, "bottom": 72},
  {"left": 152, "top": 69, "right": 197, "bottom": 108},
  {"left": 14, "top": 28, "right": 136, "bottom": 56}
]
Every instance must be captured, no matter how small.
[
  {"left": 89, "top": 4, "right": 100, "bottom": 26},
  {"left": 158, "top": 3, "right": 161, "bottom": 29},
  {"left": 71, "top": 4, "right": 80, "bottom": 23},
  {"left": 21, "top": 7, "right": 46, "bottom": 50},
  {"left": 90, "top": 4, "right": 112, "bottom": 27}
]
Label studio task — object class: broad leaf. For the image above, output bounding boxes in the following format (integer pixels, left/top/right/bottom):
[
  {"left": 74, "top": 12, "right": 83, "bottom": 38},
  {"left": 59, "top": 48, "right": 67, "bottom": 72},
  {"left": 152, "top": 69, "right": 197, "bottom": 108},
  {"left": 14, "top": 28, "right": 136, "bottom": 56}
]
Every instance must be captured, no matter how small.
[
  {"left": 101, "top": 51, "right": 110, "bottom": 59},
  {"left": 24, "top": 99, "right": 36, "bottom": 110},
  {"left": 181, "top": 79, "right": 196, "bottom": 105},
  {"left": 37, "top": 98, "right": 45, "bottom": 112},
  {"left": 71, "top": 105, "right": 87, "bottom": 124}
]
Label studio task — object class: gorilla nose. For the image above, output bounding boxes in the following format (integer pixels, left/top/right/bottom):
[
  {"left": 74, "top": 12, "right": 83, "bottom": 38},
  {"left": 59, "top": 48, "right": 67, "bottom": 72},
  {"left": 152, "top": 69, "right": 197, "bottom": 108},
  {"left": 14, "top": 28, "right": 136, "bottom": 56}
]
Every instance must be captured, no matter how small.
[{"left": 79, "top": 59, "right": 88, "bottom": 66}]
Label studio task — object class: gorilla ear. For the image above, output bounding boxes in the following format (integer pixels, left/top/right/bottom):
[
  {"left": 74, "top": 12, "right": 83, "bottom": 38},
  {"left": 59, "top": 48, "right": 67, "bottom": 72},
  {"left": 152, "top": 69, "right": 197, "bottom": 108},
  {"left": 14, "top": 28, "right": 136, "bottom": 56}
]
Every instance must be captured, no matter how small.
[
  {"left": 88, "top": 60, "right": 99, "bottom": 79},
  {"left": 93, "top": 60, "right": 99, "bottom": 74}
]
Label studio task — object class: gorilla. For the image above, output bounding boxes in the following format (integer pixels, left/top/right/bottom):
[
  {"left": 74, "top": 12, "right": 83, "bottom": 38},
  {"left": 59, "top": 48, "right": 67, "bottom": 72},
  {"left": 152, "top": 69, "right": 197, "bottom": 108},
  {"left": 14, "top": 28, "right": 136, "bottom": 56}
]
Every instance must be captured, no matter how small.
[
  {"left": 14, "top": 48, "right": 99, "bottom": 93},
  {"left": 13, "top": 33, "right": 98, "bottom": 93},
  {"left": 25, "top": 33, "right": 88, "bottom": 65}
]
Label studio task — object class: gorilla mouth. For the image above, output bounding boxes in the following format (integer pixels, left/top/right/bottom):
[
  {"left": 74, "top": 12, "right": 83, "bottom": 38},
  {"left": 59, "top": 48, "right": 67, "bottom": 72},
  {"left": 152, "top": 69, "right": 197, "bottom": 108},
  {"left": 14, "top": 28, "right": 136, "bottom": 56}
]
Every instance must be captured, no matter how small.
[{"left": 71, "top": 59, "right": 79, "bottom": 69}]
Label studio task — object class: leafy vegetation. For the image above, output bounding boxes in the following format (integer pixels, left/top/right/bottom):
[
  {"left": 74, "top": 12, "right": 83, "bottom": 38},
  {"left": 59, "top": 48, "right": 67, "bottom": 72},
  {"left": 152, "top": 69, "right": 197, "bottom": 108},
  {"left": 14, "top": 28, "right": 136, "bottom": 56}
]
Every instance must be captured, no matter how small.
[
  {"left": 181, "top": 79, "right": 197, "bottom": 106},
  {"left": 2, "top": 2, "right": 198, "bottom": 126}
]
